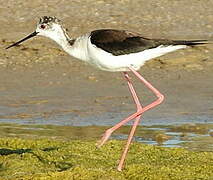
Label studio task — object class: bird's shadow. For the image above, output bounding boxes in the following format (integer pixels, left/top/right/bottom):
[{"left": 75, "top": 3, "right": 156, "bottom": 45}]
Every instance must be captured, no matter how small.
[
  {"left": 0, "top": 148, "right": 32, "bottom": 155},
  {"left": 0, "top": 147, "right": 73, "bottom": 171},
  {"left": 0, "top": 147, "right": 58, "bottom": 156}
]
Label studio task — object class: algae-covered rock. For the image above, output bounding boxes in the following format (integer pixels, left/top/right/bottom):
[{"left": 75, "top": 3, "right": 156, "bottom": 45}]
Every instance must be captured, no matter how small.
[{"left": 0, "top": 138, "right": 212, "bottom": 179}]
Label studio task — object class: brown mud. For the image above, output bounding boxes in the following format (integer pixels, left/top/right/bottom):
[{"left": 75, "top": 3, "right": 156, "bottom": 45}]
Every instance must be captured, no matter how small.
[{"left": 0, "top": 0, "right": 212, "bottom": 127}]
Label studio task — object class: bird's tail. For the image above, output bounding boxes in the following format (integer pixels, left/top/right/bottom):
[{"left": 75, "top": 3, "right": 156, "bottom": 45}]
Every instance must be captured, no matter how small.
[{"left": 173, "top": 40, "right": 209, "bottom": 46}]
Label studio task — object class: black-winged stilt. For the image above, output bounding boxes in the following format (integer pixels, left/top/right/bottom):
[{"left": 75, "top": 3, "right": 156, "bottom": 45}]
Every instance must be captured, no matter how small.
[{"left": 6, "top": 16, "right": 208, "bottom": 171}]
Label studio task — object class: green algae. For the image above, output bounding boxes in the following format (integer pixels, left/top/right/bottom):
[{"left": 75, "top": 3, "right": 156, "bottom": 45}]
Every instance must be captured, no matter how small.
[{"left": 0, "top": 137, "right": 212, "bottom": 180}]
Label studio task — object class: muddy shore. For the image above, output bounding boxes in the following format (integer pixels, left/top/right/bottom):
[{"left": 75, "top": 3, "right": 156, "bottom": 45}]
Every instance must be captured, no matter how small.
[
  {"left": 0, "top": 1, "right": 213, "bottom": 179},
  {"left": 0, "top": 0, "right": 213, "bottom": 126}
]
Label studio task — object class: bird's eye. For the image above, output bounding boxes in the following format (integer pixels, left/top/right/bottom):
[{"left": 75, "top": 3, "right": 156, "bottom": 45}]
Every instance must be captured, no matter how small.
[{"left": 40, "top": 24, "right": 46, "bottom": 29}]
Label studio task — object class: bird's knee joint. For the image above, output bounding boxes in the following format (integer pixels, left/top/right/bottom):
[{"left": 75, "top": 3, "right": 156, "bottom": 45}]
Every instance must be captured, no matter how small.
[
  {"left": 136, "top": 107, "right": 143, "bottom": 113},
  {"left": 157, "top": 94, "right": 164, "bottom": 104}
]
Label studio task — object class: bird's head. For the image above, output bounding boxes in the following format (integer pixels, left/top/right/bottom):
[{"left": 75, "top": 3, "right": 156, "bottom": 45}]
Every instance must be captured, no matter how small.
[{"left": 6, "top": 16, "right": 67, "bottom": 49}]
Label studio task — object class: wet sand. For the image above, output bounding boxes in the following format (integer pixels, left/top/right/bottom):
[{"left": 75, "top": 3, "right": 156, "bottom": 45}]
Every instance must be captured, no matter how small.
[
  {"left": 0, "top": 63, "right": 212, "bottom": 126},
  {"left": 0, "top": 0, "right": 213, "bottom": 126}
]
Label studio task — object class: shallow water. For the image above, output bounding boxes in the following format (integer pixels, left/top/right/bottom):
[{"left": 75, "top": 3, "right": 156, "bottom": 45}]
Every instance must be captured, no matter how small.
[{"left": 0, "top": 122, "right": 212, "bottom": 152}]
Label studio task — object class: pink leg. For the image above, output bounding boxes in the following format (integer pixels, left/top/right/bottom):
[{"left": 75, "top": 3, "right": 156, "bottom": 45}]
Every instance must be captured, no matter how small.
[
  {"left": 97, "top": 67, "right": 164, "bottom": 170},
  {"left": 97, "top": 67, "right": 164, "bottom": 147},
  {"left": 117, "top": 72, "right": 143, "bottom": 171},
  {"left": 117, "top": 116, "right": 141, "bottom": 171}
]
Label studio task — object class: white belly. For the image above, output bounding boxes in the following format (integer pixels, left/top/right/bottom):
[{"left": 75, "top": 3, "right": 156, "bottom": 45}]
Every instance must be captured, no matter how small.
[{"left": 87, "top": 39, "right": 187, "bottom": 72}]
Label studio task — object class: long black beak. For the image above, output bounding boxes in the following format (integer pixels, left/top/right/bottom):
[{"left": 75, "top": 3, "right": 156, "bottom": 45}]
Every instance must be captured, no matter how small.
[{"left": 6, "top": 31, "right": 38, "bottom": 49}]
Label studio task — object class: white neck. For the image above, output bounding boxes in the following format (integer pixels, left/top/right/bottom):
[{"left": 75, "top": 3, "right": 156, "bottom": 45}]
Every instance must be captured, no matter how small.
[
  {"left": 39, "top": 24, "right": 90, "bottom": 62},
  {"left": 56, "top": 34, "right": 89, "bottom": 62},
  {"left": 48, "top": 29, "right": 72, "bottom": 51},
  {"left": 53, "top": 35, "right": 90, "bottom": 63}
]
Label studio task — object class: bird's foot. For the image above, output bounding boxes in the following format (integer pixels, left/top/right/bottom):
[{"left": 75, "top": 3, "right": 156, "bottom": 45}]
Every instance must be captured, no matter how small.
[{"left": 96, "top": 129, "right": 112, "bottom": 148}]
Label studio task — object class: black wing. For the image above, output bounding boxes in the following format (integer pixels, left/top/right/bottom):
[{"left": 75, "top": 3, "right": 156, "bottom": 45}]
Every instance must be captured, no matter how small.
[{"left": 90, "top": 29, "right": 208, "bottom": 56}]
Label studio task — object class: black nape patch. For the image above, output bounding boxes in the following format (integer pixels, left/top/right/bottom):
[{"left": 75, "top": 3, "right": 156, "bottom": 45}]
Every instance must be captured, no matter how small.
[{"left": 69, "top": 39, "right": 75, "bottom": 46}]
